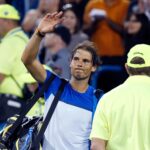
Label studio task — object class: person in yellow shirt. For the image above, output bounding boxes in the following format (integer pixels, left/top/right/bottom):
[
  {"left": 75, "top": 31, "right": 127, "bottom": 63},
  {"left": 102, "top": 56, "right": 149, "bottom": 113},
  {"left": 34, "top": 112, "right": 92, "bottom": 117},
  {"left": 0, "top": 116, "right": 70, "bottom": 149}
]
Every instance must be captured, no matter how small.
[
  {"left": 0, "top": 4, "right": 29, "bottom": 122},
  {"left": 90, "top": 44, "right": 150, "bottom": 150}
]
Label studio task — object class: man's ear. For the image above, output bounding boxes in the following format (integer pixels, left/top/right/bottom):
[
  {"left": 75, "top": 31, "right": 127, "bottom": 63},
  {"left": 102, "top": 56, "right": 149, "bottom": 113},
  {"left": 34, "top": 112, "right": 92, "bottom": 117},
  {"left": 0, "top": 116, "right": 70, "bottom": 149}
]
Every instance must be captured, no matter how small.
[
  {"left": 125, "top": 63, "right": 129, "bottom": 75},
  {"left": 0, "top": 73, "right": 6, "bottom": 84}
]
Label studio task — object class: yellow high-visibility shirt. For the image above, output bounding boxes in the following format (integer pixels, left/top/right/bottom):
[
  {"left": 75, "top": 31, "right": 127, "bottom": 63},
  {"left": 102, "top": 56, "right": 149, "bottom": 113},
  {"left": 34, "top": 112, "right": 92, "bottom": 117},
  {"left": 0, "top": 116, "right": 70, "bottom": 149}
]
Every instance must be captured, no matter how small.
[
  {"left": 0, "top": 27, "right": 29, "bottom": 97},
  {"left": 91, "top": 75, "right": 150, "bottom": 150}
]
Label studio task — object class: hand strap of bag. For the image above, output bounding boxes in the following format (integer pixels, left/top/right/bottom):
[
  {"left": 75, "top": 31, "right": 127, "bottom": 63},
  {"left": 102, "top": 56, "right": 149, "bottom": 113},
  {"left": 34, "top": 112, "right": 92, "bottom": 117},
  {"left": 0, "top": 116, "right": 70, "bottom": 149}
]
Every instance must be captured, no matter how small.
[
  {"left": 31, "top": 78, "right": 67, "bottom": 149},
  {"left": 1, "top": 74, "right": 56, "bottom": 144}
]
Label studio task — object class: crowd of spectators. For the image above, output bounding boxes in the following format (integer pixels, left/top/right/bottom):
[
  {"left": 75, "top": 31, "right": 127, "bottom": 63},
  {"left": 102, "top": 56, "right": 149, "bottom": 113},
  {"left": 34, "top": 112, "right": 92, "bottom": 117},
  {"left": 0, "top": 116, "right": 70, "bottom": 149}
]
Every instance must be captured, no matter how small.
[{"left": 11, "top": 0, "right": 149, "bottom": 92}]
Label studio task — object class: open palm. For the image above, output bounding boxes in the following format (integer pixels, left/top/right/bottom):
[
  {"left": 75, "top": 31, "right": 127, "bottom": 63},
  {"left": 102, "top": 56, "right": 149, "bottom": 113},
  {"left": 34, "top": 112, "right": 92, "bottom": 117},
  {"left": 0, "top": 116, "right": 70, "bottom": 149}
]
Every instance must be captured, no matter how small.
[{"left": 37, "top": 12, "right": 63, "bottom": 34}]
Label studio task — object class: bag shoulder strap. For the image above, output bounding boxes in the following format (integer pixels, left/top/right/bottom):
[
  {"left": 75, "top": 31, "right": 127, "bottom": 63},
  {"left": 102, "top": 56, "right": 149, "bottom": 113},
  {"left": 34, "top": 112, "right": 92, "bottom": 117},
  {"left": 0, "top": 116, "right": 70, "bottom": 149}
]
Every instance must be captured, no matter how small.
[
  {"left": 1, "top": 73, "right": 56, "bottom": 145},
  {"left": 31, "top": 78, "right": 67, "bottom": 149}
]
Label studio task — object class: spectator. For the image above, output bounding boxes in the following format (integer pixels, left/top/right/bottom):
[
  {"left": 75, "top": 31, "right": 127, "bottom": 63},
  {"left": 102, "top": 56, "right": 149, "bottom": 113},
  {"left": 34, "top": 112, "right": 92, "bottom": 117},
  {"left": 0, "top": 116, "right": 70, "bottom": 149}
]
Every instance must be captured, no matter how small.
[
  {"left": 84, "top": 0, "right": 129, "bottom": 65},
  {"left": 21, "top": 12, "right": 102, "bottom": 150},
  {"left": 84, "top": 0, "right": 129, "bottom": 93},
  {"left": 62, "top": 3, "right": 88, "bottom": 52},
  {"left": 44, "top": 25, "right": 71, "bottom": 79},
  {"left": 124, "top": 12, "right": 150, "bottom": 54},
  {"left": 90, "top": 44, "right": 150, "bottom": 150},
  {"left": 22, "top": 0, "right": 61, "bottom": 36},
  {"left": 63, "top": 0, "right": 89, "bottom": 27},
  {"left": 0, "top": 4, "right": 29, "bottom": 123},
  {"left": 128, "top": 0, "right": 150, "bottom": 20}
]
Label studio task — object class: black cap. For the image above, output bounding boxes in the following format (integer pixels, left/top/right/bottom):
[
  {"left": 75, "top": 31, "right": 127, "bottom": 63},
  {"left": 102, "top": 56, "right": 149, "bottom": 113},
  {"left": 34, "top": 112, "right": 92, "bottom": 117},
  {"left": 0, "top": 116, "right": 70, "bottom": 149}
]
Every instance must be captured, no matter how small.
[{"left": 53, "top": 24, "right": 71, "bottom": 45}]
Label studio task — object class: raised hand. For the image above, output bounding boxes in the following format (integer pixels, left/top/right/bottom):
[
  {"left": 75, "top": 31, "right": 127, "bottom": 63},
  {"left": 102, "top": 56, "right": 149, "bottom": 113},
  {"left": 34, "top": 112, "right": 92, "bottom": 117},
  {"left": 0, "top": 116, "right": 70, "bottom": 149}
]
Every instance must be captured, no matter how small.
[{"left": 37, "top": 12, "right": 63, "bottom": 35}]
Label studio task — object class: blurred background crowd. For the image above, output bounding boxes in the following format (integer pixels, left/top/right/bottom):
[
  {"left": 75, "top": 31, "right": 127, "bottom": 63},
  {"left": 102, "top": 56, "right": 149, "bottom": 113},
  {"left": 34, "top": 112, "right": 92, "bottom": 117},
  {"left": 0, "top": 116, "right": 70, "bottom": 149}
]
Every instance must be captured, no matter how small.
[{"left": 0, "top": 0, "right": 150, "bottom": 119}]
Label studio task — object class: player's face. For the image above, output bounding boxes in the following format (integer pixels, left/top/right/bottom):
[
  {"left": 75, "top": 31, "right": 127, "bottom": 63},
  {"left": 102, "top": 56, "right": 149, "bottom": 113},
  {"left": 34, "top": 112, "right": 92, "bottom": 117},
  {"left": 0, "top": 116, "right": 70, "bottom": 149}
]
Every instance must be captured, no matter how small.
[{"left": 70, "top": 49, "right": 96, "bottom": 80}]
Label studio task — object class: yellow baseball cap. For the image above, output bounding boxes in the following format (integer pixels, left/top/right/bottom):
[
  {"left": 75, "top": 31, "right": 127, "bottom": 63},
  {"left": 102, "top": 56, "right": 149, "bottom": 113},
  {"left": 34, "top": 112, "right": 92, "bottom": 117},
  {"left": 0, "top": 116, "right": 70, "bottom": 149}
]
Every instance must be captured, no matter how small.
[
  {"left": 127, "top": 44, "right": 150, "bottom": 68},
  {"left": 0, "top": 4, "right": 20, "bottom": 20}
]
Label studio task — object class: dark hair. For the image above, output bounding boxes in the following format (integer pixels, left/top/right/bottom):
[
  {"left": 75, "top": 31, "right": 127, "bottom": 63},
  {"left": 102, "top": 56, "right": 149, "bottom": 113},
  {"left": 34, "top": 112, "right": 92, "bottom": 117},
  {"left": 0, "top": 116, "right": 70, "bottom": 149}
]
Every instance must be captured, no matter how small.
[
  {"left": 124, "top": 13, "right": 150, "bottom": 53},
  {"left": 62, "top": 3, "right": 80, "bottom": 33},
  {"left": 71, "top": 41, "right": 101, "bottom": 66},
  {"left": 130, "top": 56, "right": 145, "bottom": 65},
  {"left": 126, "top": 13, "right": 150, "bottom": 41},
  {"left": 126, "top": 57, "right": 150, "bottom": 76},
  {"left": 53, "top": 24, "right": 71, "bottom": 45},
  {"left": 135, "top": 14, "right": 150, "bottom": 41}
]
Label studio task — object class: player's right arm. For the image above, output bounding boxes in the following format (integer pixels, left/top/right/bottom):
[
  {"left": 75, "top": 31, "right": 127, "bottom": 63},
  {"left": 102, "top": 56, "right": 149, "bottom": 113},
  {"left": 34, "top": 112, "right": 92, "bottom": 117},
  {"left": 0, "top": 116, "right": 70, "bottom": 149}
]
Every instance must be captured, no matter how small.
[{"left": 22, "top": 12, "right": 63, "bottom": 83}]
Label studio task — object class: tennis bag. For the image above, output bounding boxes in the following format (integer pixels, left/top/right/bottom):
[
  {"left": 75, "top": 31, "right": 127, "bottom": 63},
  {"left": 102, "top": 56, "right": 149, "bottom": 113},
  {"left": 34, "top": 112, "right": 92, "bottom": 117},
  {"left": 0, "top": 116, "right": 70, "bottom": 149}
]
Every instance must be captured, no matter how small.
[
  {"left": 0, "top": 115, "right": 43, "bottom": 149},
  {"left": 0, "top": 74, "right": 67, "bottom": 150}
]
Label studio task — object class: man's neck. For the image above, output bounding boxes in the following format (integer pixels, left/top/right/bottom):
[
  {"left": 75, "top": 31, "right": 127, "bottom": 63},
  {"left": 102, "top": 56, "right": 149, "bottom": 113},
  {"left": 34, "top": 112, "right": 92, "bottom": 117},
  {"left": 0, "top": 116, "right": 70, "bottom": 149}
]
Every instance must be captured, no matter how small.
[
  {"left": 3, "top": 25, "right": 19, "bottom": 37},
  {"left": 69, "top": 78, "right": 89, "bottom": 93}
]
